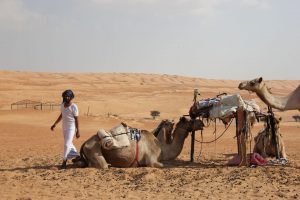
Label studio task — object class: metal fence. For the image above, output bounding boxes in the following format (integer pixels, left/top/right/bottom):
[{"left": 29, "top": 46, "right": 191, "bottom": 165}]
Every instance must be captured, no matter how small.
[{"left": 11, "top": 100, "right": 60, "bottom": 110}]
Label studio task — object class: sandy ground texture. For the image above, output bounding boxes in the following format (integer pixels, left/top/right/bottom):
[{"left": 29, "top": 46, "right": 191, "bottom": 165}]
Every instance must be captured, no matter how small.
[{"left": 0, "top": 70, "right": 299, "bottom": 199}]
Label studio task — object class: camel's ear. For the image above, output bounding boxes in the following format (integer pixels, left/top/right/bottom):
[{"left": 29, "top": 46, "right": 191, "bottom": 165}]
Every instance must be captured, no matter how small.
[
  {"left": 258, "top": 77, "right": 263, "bottom": 83},
  {"left": 121, "top": 122, "right": 127, "bottom": 127},
  {"left": 275, "top": 116, "right": 282, "bottom": 123},
  {"left": 170, "top": 120, "right": 175, "bottom": 125},
  {"left": 180, "top": 116, "right": 187, "bottom": 122}
]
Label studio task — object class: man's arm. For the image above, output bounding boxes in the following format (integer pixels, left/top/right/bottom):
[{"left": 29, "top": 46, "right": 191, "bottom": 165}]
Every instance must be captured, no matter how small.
[
  {"left": 74, "top": 116, "right": 80, "bottom": 138},
  {"left": 51, "top": 113, "right": 62, "bottom": 131}
]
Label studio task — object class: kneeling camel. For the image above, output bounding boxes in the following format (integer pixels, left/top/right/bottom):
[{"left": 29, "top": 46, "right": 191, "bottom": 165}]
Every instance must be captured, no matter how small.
[
  {"left": 77, "top": 117, "right": 204, "bottom": 168},
  {"left": 253, "top": 116, "right": 287, "bottom": 159}
]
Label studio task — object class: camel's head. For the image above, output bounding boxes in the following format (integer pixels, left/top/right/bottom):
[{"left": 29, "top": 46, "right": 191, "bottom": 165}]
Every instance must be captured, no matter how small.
[
  {"left": 161, "top": 120, "right": 175, "bottom": 139},
  {"left": 163, "top": 119, "right": 175, "bottom": 133},
  {"left": 163, "top": 120, "right": 175, "bottom": 144},
  {"left": 153, "top": 119, "right": 174, "bottom": 136},
  {"left": 176, "top": 117, "right": 204, "bottom": 133},
  {"left": 153, "top": 119, "right": 175, "bottom": 144},
  {"left": 238, "top": 77, "right": 264, "bottom": 92},
  {"left": 262, "top": 114, "right": 282, "bottom": 131},
  {"left": 274, "top": 115, "right": 282, "bottom": 130}
]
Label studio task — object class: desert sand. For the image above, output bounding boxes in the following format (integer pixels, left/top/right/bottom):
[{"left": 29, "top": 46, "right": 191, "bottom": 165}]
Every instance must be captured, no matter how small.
[{"left": 0, "top": 70, "right": 299, "bottom": 199}]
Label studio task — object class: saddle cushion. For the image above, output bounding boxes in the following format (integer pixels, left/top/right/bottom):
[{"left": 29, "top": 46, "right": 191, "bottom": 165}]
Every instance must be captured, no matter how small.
[{"left": 97, "top": 124, "right": 130, "bottom": 150}]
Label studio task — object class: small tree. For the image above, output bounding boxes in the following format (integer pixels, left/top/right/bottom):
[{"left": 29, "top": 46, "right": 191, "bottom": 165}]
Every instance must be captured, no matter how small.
[
  {"left": 292, "top": 115, "right": 300, "bottom": 122},
  {"left": 150, "top": 110, "right": 160, "bottom": 119}
]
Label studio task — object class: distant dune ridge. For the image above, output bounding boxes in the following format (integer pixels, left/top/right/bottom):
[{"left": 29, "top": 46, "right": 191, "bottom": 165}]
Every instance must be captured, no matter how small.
[{"left": 0, "top": 70, "right": 298, "bottom": 119}]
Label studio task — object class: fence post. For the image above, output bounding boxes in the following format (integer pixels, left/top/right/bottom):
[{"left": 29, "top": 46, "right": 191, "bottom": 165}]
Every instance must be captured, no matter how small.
[{"left": 87, "top": 106, "right": 90, "bottom": 116}]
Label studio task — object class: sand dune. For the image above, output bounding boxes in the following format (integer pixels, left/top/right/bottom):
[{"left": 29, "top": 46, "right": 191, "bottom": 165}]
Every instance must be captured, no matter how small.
[{"left": 0, "top": 70, "right": 299, "bottom": 199}]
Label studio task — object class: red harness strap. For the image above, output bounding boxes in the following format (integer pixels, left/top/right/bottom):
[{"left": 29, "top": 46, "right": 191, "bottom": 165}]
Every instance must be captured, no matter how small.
[{"left": 129, "top": 140, "right": 140, "bottom": 167}]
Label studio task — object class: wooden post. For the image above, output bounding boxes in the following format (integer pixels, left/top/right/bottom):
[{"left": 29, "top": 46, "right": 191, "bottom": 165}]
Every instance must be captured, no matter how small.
[
  {"left": 236, "top": 115, "right": 240, "bottom": 156},
  {"left": 190, "top": 129, "right": 195, "bottom": 162},
  {"left": 236, "top": 107, "right": 248, "bottom": 166}
]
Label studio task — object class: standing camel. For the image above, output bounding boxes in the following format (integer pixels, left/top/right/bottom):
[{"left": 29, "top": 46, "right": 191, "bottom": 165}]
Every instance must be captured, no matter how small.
[
  {"left": 77, "top": 117, "right": 204, "bottom": 168},
  {"left": 238, "top": 77, "right": 300, "bottom": 111}
]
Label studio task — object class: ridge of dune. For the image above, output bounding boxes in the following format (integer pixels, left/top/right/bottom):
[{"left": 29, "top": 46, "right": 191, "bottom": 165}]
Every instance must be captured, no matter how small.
[{"left": 0, "top": 70, "right": 299, "bottom": 119}]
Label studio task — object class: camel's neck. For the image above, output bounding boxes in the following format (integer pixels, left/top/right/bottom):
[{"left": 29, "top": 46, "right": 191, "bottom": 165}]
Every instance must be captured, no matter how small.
[
  {"left": 160, "top": 127, "right": 189, "bottom": 161},
  {"left": 255, "top": 83, "right": 290, "bottom": 110}
]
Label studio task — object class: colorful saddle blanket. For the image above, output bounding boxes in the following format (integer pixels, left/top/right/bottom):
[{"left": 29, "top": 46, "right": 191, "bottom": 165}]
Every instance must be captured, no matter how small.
[{"left": 191, "top": 94, "right": 260, "bottom": 120}]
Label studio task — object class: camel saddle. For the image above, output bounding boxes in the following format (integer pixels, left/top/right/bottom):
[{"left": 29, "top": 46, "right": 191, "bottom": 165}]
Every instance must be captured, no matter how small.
[
  {"left": 97, "top": 123, "right": 141, "bottom": 150},
  {"left": 97, "top": 123, "right": 131, "bottom": 150}
]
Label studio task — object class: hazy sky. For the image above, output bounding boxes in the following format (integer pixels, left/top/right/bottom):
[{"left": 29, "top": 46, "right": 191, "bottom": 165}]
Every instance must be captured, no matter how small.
[{"left": 0, "top": 0, "right": 299, "bottom": 80}]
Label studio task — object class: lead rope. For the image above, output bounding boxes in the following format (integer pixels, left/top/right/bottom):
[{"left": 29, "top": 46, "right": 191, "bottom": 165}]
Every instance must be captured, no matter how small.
[
  {"left": 197, "top": 129, "right": 204, "bottom": 161},
  {"left": 248, "top": 112, "right": 253, "bottom": 156},
  {"left": 195, "top": 118, "right": 233, "bottom": 144},
  {"left": 195, "top": 118, "right": 234, "bottom": 162},
  {"left": 214, "top": 119, "right": 217, "bottom": 158}
]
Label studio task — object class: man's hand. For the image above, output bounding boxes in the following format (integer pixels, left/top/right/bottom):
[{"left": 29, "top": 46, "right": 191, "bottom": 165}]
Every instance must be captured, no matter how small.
[{"left": 76, "top": 130, "right": 80, "bottom": 138}]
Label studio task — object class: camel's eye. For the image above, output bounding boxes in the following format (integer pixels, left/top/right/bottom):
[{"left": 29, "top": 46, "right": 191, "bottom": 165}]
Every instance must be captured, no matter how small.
[{"left": 250, "top": 81, "right": 255, "bottom": 86}]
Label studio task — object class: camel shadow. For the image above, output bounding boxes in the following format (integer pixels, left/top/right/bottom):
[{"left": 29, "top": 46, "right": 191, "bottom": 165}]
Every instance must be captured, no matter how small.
[
  {"left": 162, "top": 158, "right": 229, "bottom": 169},
  {"left": 161, "top": 153, "right": 245, "bottom": 169},
  {"left": 2, "top": 160, "right": 297, "bottom": 171}
]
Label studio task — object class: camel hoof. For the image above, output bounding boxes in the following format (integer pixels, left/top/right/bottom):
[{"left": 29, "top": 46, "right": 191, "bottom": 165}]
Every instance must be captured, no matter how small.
[
  {"left": 95, "top": 164, "right": 109, "bottom": 169},
  {"left": 152, "top": 162, "right": 163, "bottom": 168},
  {"left": 102, "top": 164, "right": 109, "bottom": 169}
]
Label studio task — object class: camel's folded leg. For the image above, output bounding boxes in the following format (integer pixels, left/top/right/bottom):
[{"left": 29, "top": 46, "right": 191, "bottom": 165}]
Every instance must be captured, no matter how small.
[
  {"left": 150, "top": 161, "right": 163, "bottom": 168},
  {"left": 280, "top": 143, "right": 287, "bottom": 159},
  {"left": 90, "top": 152, "right": 109, "bottom": 169},
  {"left": 143, "top": 157, "right": 163, "bottom": 168},
  {"left": 146, "top": 150, "right": 164, "bottom": 168},
  {"left": 83, "top": 143, "right": 109, "bottom": 169}
]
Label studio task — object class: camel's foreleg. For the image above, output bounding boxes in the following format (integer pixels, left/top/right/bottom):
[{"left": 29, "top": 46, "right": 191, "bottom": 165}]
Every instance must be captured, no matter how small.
[
  {"left": 147, "top": 147, "right": 164, "bottom": 168},
  {"left": 91, "top": 152, "right": 109, "bottom": 169},
  {"left": 150, "top": 161, "right": 163, "bottom": 168},
  {"left": 280, "top": 141, "right": 287, "bottom": 159},
  {"left": 143, "top": 157, "right": 163, "bottom": 168},
  {"left": 84, "top": 147, "right": 109, "bottom": 169},
  {"left": 83, "top": 138, "right": 109, "bottom": 169}
]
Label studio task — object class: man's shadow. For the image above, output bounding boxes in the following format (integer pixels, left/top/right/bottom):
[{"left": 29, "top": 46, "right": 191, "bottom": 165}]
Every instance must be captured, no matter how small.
[{"left": 0, "top": 164, "right": 62, "bottom": 172}]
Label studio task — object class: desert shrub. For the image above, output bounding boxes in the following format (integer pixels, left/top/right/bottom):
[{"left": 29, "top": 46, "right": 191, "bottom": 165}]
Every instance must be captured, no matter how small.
[
  {"left": 150, "top": 110, "right": 160, "bottom": 119},
  {"left": 292, "top": 115, "right": 300, "bottom": 122}
]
